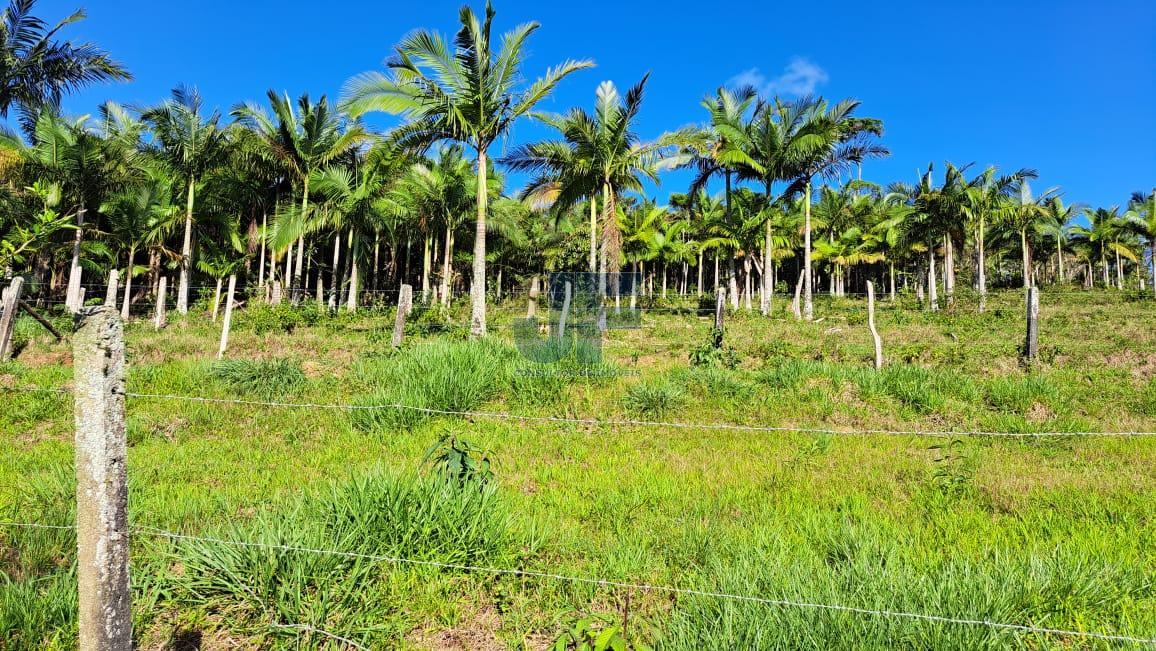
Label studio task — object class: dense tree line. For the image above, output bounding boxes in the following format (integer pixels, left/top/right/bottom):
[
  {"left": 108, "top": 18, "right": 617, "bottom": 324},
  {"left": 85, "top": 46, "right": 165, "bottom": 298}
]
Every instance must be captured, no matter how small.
[{"left": 1, "top": 0, "right": 1153, "bottom": 333}]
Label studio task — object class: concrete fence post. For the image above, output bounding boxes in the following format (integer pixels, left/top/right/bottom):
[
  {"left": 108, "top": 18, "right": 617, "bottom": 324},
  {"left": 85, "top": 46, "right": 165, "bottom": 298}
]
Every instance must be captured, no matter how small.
[
  {"left": 0, "top": 276, "right": 25, "bottom": 360},
  {"left": 391, "top": 284, "right": 413, "bottom": 347},
  {"left": 217, "top": 274, "right": 237, "bottom": 360},
  {"left": 1025, "top": 286, "right": 1039, "bottom": 361},
  {"left": 73, "top": 307, "right": 131, "bottom": 650}
]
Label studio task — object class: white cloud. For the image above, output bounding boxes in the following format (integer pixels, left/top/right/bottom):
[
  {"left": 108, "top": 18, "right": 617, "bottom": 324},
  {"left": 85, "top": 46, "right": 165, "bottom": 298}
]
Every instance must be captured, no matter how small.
[{"left": 728, "top": 58, "right": 829, "bottom": 97}]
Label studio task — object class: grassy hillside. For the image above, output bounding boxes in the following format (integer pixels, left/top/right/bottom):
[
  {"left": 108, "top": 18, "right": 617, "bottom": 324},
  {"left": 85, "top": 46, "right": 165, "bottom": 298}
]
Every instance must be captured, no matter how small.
[{"left": 2, "top": 288, "right": 1155, "bottom": 649}]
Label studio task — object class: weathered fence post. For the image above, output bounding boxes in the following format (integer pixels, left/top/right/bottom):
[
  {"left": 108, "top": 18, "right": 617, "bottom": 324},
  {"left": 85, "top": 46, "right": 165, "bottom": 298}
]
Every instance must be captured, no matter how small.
[
  {"left": 1025, "top": 286, "right": 1039, "bottom": 361},
  {"left": 104, "top": 270, "right": 119, "bottom": 307},
  {"left": 73, "top": 307, "right": 131, "bottom": 651},
  {"left": 714, "top": 289, "right": 725, "bottom": 331},
  {"left": 217, "top": 275, "right": 237, "bottom": 360},
  {"left": 0, "top": 277, "right": 25, "bottom": 361},
  {"left": 391, "top": 284, "right": 413, "bottom": 347},
  {"left": 153, "top": 277, "right": 167, "bottom": 331},
  {"left": 77, "top": 287, "right": 86, "bottom": 309},
  {"left": 270, "top": 280, "right": 282, "bottom": 306},
  {"left": 527, "top": 275, "right": 539, "bottom": 319},
  {"left": 867, "top": 281, "right": 883, "bottom": 370},
  {"left": 557, "top": 281, "right": 573, "bottom": 340}
]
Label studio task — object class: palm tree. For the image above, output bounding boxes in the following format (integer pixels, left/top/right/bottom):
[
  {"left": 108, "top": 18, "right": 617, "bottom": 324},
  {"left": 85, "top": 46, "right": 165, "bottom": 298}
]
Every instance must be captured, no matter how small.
[
  {"left": 679, "top": 86, "right": 762, "bottom": 307},
  {"left": 505, "top": 76, "right": 673, "bottom": 285},
  {"left": 1069, "top": 206, "right": 1135, "bottom": 288},
  {"left": 0, "top": 0, "right": 130, "bottom": 132},
  {"left": 1127, "top": 189, "right": 1155, "bottom": 296},
  {"left": 12, "top": 110, "right": 108, "bottom": 311},
  {"left": 342, "top": 1, "right": 592, "bottom": 336},
  {"left": 142, "top": 85, "right": 227, "bottom": 314},
  {"left": 782, "top": 96, "right": 887, "bottom": 320},
  {"left": 961, "top": 166, "right": 1035, "bottom": 310},
  {"left": 996, "top": 179, "right": 1059, "bottom": 288},
  {"left": 1038, "top": 197, "right": 1080, "bottom": 284},
  {"left": 233, "top": 90, "right": 367, "bottom": 301},
  {"left": 99, "top": 167, "right": 180, "bottom": 319}
]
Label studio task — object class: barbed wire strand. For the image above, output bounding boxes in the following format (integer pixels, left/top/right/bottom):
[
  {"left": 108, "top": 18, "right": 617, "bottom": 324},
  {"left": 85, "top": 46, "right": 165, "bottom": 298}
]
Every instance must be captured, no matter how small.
[{"left": 0, "top": 522, "right": 1150, "bottom": 645}]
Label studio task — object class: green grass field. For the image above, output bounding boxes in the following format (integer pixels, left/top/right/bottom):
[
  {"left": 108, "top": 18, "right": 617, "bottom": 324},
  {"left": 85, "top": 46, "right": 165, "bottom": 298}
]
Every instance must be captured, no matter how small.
[{"left": 3, "top": 288, "right": 1155, "bottom": 649}]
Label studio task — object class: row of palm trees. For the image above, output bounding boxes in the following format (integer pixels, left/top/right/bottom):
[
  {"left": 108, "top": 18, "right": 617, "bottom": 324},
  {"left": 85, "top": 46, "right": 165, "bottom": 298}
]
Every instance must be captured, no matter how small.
[{"left": 1, "top": 0, "right": 1153, "bottom": 334}]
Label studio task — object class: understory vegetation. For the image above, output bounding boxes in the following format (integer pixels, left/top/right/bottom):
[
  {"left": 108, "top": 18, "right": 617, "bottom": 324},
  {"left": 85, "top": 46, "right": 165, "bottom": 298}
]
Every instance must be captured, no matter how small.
[{"left": 3, "top": 289, "right": 1155, "bottom": 649}]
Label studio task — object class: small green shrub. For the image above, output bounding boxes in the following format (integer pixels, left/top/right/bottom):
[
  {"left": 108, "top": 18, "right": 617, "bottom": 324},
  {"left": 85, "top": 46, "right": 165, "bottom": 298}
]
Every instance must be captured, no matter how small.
[
  {"left": 236, "top": 302, "right": 320, "bottom": 335},
  {"left": 423, "top": 433, "right": 493, "bottom": 487},
  {"left": 209, "top": 358, "right": 306, "bottom": 399},
  {"left": 553, "top": 614, "right": 642, "bottom": 651},
  {"left": 623, "top": 380, "right": 685, "bottom": 418},
  {"left": 689, "top": 327, "right": 740, "bottom": 369}
]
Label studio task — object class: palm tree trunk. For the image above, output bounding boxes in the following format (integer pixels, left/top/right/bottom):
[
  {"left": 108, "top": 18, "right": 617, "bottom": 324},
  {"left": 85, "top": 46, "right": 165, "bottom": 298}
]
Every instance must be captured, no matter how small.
[
  {"left": 889, "top": 262, "right": 896, "bottom": 302},
  {"left": 470, "top": 148, "right": 489, "bottom": 336},
  {"left": 944, "top": 235, "right": 955, "bottom": 305},
  {"left": 977, "top": 219, "right": 987, "bottom": 312},
  {"left": 743, "top": 258, "right": 752, "bottom": 310},
  {"left": 121, "top": 246, "right": 135, "bottom": 321},
  {"left": 441, "top": 221, "right": 454, "bottom": 307},
  {"left": 1021, "top": 228, "right": 1031, "bottom": 289},
  {"left": 346, "top": 231, "right": 359, "bottom": 312},
  {"left": 330, "top": 232, "right": 341, "bottom": 309},
  {"left": 177, "top": 178, "right": 195, "bottom": 314},
  {"left": 65, "top": 203, "right": 86, "bottom": 313},
  {"left": 258, "top": 212, "right": 267, "bottom": 288},
  {"left": 803, "top": 181, "right": 814, "bottom": 321},
  {"left": 291, "top": 180, "right": 310, "bottom": 302},
  {"left": 589, "top": 197, "right": 597, "bottom": 273},
  {"left": 693, "top": 250, "right": 702, "bottom": 298},
  {"left": 371, "top": 231, "right": 381, "bottom": 292},
  {"left": 928, "top": 247, "right": 938, "bottom": 311},
  {"left": 1115, "top": 246, "right": 1123, "bottom": 289},
  {"left": 761, "top": 218, "right": 773, "bottom": 316}
]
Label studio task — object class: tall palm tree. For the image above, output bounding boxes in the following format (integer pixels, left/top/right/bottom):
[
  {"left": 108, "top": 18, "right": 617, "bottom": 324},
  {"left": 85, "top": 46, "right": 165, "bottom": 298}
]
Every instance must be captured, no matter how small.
[
  {"left": 505, "top": 76, "right": 673, "bottom": 284},
  {"left": 1068, "top": 207, "right": 1132, "bottom": 288},
  {"left": 0, "top": 0, "right": 130, "bottom": 133},
  {"left": 342, "top": 1, "right": 592, "bottom": 336},
  {"left": 1039, "top": 197, "right": 1080, "bottom": 284},
  {"left": 678, "top": 86, "right": 762, "bottom": 307},
  {"left": 99, "top": 167, "right": 179, "bottom": 319},
  {"left": 996, "top": 179, "right": 1059, "bottom": 288},
  {"left": 784, "top": 96, "right": 887, "bottom": 320},
  {"left": 961, "top": 166, "right": 1035, "bottom": 310},
  {"left": 1127, "top": 189, "right": 1155, "bottom": 296},
  {"left": 142, "top": 85, "right": 227, "bottom": 314},
  {"left": 233, "top": 90, "right": 367, "bottom": 300}
]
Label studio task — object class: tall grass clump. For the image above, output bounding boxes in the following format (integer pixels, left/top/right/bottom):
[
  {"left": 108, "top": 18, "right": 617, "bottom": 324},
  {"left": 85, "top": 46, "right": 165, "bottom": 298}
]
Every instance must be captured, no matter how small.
[
  {"left": 166, "top": 469, "right": 515, "bottom": 647},
  {"left": 623, "top": 379, "right": 685, "bottom": 418},
  {"left": 209, "top": 357, "right": 307, "bottom": 399},
  {"left": 658, "top": 525, "right": 1154, "bottom": 650},
  {"left": 0, "top": 465, "right": 77, "bottom": 649},
  {"left": 352, "top": 339, "right": 516, "bottom": 430}
]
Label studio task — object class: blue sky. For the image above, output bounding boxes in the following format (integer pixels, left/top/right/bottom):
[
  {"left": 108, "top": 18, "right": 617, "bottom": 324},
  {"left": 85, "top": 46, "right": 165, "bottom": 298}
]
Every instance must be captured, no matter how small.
[{"left": 40, "top": 0, "right": 1156, "bottom": 208}]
